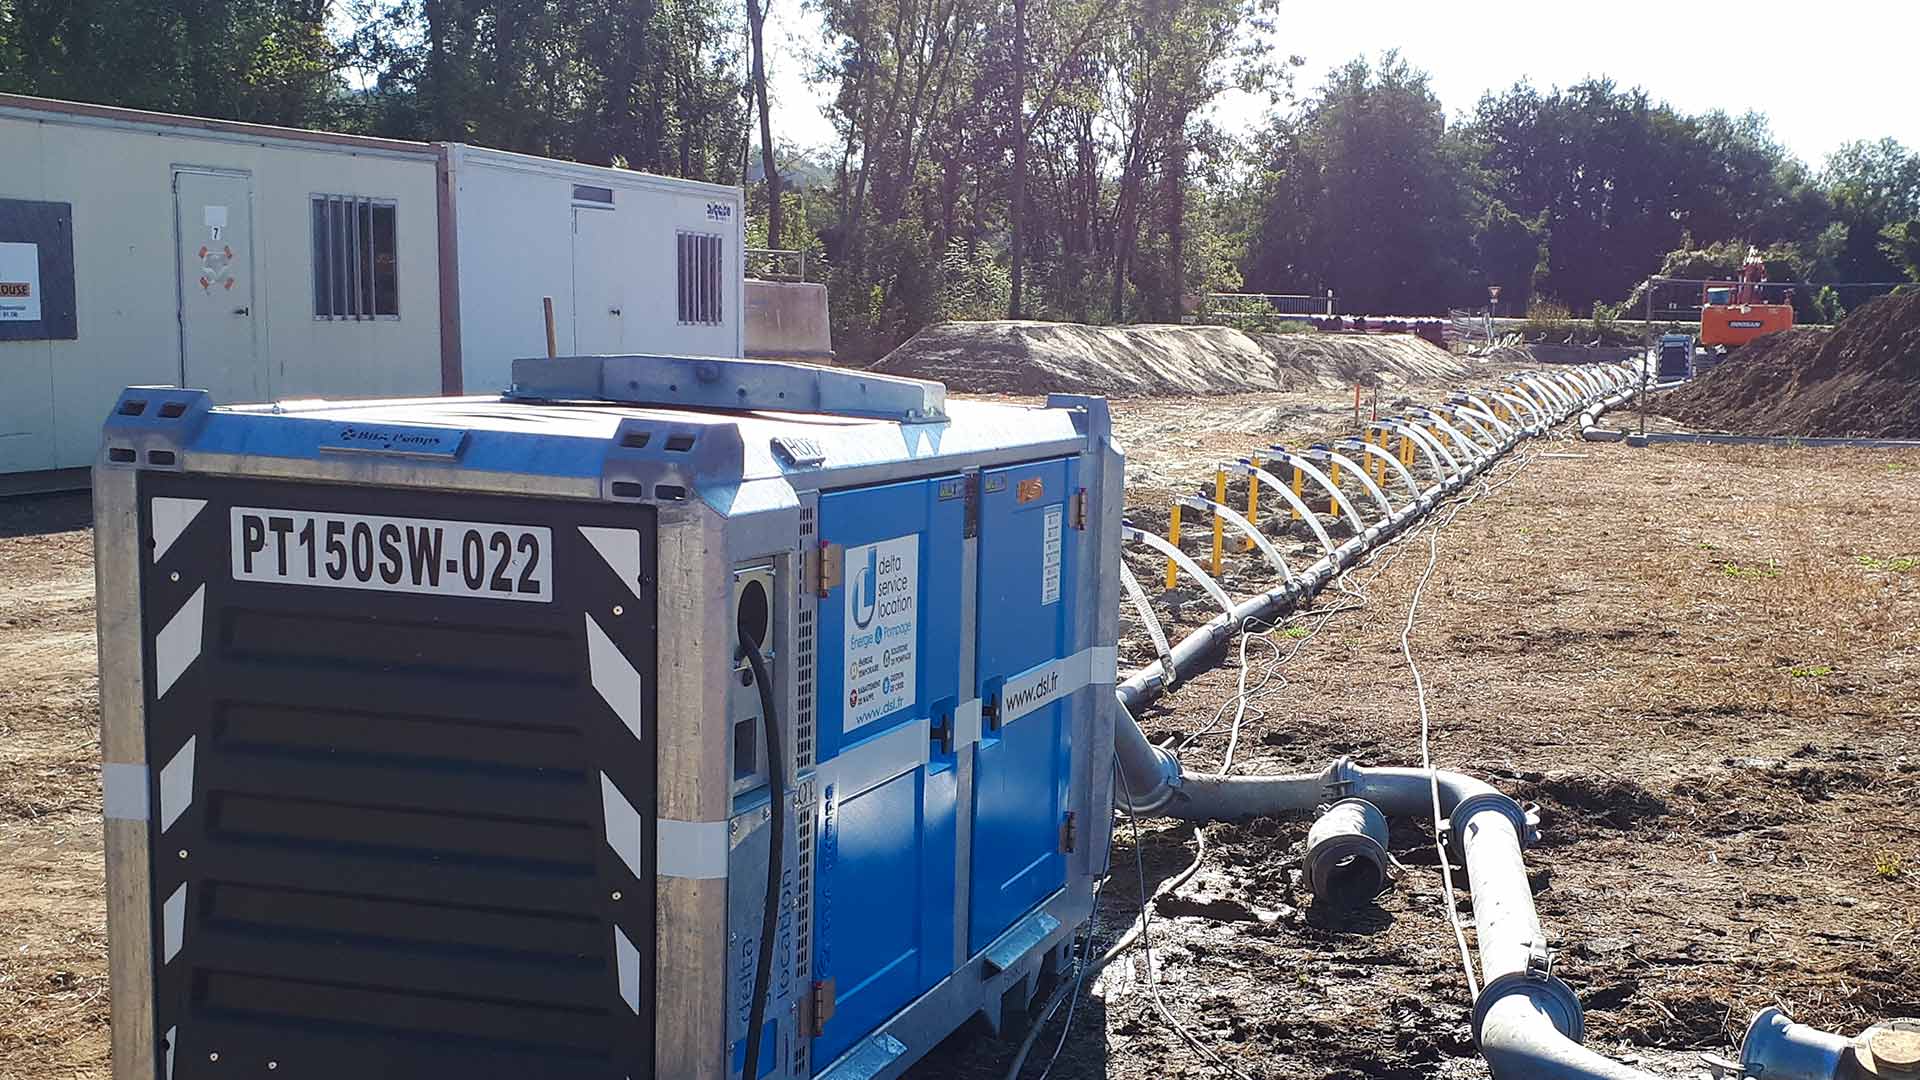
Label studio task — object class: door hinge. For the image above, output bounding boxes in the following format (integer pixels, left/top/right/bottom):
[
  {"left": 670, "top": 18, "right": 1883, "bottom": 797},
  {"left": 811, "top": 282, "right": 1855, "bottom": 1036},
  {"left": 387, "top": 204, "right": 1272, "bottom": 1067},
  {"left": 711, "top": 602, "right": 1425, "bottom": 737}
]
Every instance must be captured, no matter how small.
[
  {"left": 816, "top": 542, "right": 843, "bottom": 597},
  {"left": 1068, "top": 488, "right": 1088, "bottom": 530},
  {"left": 1059, "top": 811, "right": 1078, "bottom": 854},
  {"left": 962, "top": 472, "right": 980, "bottom": 539},
  {"left": 809, "top": 978, "right": 837, "bottom": 1036}
]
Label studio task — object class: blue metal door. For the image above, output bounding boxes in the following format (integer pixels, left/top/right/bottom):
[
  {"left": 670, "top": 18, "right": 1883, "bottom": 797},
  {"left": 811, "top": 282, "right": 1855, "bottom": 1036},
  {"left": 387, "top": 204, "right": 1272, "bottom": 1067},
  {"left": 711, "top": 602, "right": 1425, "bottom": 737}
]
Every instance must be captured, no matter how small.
[
  {"left": 812, "top": 475, "right": 963, "bottom": 1066},
  {"left": 969, "top": 458, "right": 1076, "bottom": 954}
]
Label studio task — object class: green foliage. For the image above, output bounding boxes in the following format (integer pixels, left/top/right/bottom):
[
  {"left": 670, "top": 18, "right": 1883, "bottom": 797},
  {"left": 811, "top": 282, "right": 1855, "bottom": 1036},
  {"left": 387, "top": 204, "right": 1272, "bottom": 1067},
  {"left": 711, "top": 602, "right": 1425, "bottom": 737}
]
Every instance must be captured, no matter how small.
[
  {"left": 1520, "top": 298, "right": 1575, "bottom": 340},
  {"left": 1856, "top": 554, "right": 1919, "bottom": 573},
  {"left": 1788, "top": 664, "right": 1832, "bottom": 679},
  {"left": 1721, "top": 560, "right": 1782, "bottom": 579},
  {"left": 1880, "top": 219, "right": 1920, "bottom": 283},
  {"left": 1875, "top": 852, "right": 1906, "bottom": 880},
  {"left": 4, "top": 5, "right": 1918, "bottom": 365},
  {"left": 934, "top": 248, "right": 1014, "bottom": 323},
  {"left": 1812, "top": 285, "right": 1847, "bottom": 325}
]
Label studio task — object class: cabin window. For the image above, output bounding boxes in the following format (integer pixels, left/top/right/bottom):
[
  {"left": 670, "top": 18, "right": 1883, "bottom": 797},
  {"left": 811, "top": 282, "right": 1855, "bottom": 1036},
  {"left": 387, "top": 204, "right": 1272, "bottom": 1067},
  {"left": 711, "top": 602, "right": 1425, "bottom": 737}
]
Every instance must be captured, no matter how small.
[
  {"left": 676, "top": 231, "right": 724, "bottom": 325},
  {"left": 312, "top": 195, "right": 399, "bottom": 319}
]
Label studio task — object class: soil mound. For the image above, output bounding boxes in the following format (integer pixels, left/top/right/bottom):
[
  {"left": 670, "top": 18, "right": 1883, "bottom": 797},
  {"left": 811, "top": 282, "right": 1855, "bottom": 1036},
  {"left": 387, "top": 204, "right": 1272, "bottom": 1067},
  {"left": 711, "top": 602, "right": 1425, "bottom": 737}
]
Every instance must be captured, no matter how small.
[
  {"left": 1658, "top": 291, "right": 1920, "bottom": 437},
  {"left": 870, "top": 320, "right": 1469, "bottom": 396}
]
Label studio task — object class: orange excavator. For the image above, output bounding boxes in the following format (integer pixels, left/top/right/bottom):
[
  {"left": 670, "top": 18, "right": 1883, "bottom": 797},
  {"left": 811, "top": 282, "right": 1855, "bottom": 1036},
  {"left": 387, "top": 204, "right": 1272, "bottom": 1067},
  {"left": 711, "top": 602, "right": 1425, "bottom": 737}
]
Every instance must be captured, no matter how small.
[{"left": 1699, "top": 247, "right": 1794, "bottom": 347}]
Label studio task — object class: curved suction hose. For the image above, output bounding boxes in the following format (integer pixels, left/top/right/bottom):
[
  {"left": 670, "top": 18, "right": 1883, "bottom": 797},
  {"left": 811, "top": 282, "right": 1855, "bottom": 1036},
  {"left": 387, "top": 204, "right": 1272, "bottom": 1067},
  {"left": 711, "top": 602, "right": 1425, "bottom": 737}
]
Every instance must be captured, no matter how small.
[
  {"left": 1319, "top": 447, "right": 1396, "bottom": 521},
  {"left": 1266, "top": 447, "right": 1370, "bottom": 536},
  {"left": 1336, "top": 436, "right": 1423, "bottom": 507},
  {"left": 1110, "top": 367, "right": 1671, "bottom": 1080},
  {"left": 1175, "top": 495, "right": 1295, "bottom": 581},
  {"left": 1231, "top": 461, "right": 1339, "bottom": 559},
  {"left": 1371, "top": 420, "right": 1461, "bottom": 480}
]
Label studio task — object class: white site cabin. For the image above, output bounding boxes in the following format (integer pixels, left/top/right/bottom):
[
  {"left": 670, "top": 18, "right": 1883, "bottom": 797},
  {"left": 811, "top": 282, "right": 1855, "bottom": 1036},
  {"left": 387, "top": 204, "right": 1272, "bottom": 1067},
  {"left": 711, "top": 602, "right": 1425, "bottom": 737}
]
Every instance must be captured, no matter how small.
[{"left": 0, "top": 94, "right": 744, "bottom": 487}]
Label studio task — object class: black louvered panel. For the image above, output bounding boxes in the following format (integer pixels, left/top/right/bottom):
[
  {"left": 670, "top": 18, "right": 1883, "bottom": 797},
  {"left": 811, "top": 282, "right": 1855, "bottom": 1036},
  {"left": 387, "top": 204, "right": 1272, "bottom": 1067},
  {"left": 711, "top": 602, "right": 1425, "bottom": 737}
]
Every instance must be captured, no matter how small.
[{"left": 139, "top": 474, "right": 657, "bottom": 1080}]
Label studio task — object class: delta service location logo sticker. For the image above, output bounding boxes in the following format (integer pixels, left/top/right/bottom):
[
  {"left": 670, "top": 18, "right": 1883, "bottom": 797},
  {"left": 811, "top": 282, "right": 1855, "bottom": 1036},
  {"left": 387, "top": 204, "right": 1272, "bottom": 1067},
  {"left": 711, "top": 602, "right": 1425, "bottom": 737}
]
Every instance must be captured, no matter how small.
[{"left": 843, "top": 534, "right": 918, "bottom": 730}]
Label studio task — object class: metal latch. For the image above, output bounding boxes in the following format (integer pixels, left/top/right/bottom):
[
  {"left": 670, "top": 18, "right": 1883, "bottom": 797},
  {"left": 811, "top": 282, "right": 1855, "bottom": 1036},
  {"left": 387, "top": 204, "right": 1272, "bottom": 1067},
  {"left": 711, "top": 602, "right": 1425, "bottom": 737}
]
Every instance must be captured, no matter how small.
[
  {"left": 810, "top": 978, "right": 837, "bottom": 1036},
  {"left": 1059, "top": 811, "right": 1078, "bottom": 854},
  {"left": 1068, "top": 488, "right": 1088, "bottom": 530},
  {"left": 1524, "top": 937, "right": 1553, "bottom": 980},
  {"left": 816, "top": 542, "right": 843, "bottom": 597}
]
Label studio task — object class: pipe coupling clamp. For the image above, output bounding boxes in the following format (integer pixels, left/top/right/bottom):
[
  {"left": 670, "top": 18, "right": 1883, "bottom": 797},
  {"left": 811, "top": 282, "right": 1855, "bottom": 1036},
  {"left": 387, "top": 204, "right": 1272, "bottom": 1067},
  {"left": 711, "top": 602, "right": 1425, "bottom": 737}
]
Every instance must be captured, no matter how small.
[
  {"left": 1471, "top": 970, "right": 1585, "bottom": 1048},
  {"left": 1446, "top": 790, "right": 1538, "bottom": 860}
]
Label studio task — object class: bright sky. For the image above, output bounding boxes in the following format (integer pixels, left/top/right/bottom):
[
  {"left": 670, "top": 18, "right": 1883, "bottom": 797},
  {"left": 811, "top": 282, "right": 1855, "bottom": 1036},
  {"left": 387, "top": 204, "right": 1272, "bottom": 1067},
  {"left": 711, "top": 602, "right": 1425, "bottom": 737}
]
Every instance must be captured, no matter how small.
[{"left": 768, "top": 0, "right": 1919, "bottom": 169}]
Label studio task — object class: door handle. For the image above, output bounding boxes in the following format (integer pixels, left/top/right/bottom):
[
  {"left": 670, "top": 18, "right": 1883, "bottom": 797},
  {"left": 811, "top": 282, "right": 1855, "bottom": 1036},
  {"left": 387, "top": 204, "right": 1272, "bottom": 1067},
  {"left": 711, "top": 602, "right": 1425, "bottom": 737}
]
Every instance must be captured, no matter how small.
[{"left": 232, "top": 307, "right": 249, "bottom": 316}]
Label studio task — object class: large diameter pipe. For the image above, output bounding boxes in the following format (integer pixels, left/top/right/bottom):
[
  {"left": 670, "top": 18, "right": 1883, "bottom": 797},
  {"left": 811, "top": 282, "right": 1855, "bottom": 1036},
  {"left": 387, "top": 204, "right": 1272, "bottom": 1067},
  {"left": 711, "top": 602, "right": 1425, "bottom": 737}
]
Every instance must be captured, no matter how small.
[
  {"left": 1479, "top": 993, "right": 1656, "bottom": 1080},
  {"left": 1737, "top": 1008, "right": 1852, "bottom": 1080}
]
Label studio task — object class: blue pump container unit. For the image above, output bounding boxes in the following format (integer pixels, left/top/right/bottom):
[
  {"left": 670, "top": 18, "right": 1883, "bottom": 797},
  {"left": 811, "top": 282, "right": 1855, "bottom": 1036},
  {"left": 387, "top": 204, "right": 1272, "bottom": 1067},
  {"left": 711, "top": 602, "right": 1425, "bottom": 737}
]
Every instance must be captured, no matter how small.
[{"left": 92, "top": 354, "right": 1122, "bottom": 1080}]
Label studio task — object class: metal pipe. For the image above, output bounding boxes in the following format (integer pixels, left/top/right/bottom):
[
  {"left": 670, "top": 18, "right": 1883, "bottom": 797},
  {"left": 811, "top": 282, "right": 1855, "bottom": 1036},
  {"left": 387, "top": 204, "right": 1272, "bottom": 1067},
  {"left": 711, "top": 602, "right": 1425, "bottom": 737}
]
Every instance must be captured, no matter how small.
[
  {"left": 1736, "top": 1008, "right": 1852, "bottom": 1080},
  {"left": 1304, "top": 798, "right": 1391, "bottom": 907},
  {"left": 1106, "top": 367, "right": 1679, "bottom": 1080}
]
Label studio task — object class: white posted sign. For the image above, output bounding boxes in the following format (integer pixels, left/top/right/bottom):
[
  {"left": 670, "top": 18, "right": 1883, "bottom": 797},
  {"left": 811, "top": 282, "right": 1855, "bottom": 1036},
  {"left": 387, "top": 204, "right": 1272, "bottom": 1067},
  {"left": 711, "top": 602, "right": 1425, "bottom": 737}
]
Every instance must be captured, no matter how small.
[
  {"left": 843, "top": 534, "right": 918, "bottom": 731},
  {"left": 0, "top": 242, "right": 41, "bottom": 322}
]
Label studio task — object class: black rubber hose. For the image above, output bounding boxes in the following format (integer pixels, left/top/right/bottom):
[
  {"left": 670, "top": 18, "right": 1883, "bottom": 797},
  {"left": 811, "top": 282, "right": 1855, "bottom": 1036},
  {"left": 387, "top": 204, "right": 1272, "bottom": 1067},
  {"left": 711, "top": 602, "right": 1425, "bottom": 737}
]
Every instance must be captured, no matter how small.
[{"left": 741, "top": 642, "right": 784, "bottom": 1080}]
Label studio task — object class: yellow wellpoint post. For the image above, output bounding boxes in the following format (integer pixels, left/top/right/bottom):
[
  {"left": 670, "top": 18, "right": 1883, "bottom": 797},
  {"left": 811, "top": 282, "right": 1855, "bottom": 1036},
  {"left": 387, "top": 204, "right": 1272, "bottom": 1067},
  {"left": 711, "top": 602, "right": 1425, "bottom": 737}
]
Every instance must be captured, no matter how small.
[
  {"left": 1165, "top": 503, "right": 1181, "bottom": 589},
  {"left": 1245, "top": 454, "right": 1261, "bottom": 550},
  {"left": 1211, "top": 468, "right": 1225, "bottom": 575},
  {"left": 1290, "top": 466, "right": 1304, "bottom": 520},
  {"left": 1327, "top": 458, "right": 1343, "bottom": 517}
]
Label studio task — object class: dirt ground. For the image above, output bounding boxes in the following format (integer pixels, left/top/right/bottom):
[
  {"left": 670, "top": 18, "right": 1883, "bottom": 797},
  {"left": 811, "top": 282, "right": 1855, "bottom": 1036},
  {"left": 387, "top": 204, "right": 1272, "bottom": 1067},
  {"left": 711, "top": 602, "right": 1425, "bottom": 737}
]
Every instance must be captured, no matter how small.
[{"left": 3, "top": 389, "right": 1918, "bottom": 1080}]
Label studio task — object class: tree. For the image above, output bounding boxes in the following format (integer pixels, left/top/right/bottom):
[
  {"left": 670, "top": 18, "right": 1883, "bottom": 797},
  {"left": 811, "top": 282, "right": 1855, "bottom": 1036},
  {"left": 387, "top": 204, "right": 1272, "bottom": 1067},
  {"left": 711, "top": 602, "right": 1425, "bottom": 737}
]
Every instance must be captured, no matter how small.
[
  {"left": 1243, "top": 54, "right": 1477, "bottom": 314},
  {"left": 1823, "top": 138, "right": 1920, "bottom": 282},
  {"left": 1882, "top": 220, "right": 1920, "bottom": 283},
  {"left": 746, "top": 0, "right": 782, "bottom": 247}
]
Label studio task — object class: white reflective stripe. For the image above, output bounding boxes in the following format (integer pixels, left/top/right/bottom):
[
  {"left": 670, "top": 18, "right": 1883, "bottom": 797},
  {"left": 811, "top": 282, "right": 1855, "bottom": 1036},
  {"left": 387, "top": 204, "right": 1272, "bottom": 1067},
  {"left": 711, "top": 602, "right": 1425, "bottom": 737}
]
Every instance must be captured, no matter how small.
[
  {"left": 585, "top": 614, "right": 645, "bottom": 743},
  {"left": 657, "top": 818, "right": 729, "bottom": 880},
  {"left": 1091, "top": 645, "right": 1117, "bottom": 685},
  {"left": 149, "top": 497, "right": 207, "bottom": 563},
  {"left": 599, "top": 772, "right": 647, "bottom": 880},
  {"left": 614, "top": 925, "right": 641, "bottom": 1013},
  {"left": 955, "top": 698, "right": 983, "bottom": 749},
  {"left": 1000, "top": 646, "right": 1100, "bottom": 726},
  {"left": 165, "top": 1025, "right": 177, "bottom": 1080},
  {"left": 819, "top": 717, "right": 930, "bottom": 798},
  {"left": 163, "top": 883, "right": 186, "bottom": 963},
  {"left": 103, "top": 762, "right": 150, "bottom": 821},
  {"left": 579, "top": 526, "right": 645, "bottom": 600},
  {"left": 154, "top": 585, "right": 206, "bottom": 699},
  {"left": 158, "top": 736, "right": 196, "bottom": 833}
]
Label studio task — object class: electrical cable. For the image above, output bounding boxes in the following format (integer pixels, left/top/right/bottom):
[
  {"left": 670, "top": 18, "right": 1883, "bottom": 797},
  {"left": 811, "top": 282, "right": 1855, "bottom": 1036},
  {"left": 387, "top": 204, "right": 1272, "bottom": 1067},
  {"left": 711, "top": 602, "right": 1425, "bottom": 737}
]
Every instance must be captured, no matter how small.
[
  {"left": 740, "top": 643, "right": 783, "bottom": 1080},
  {"left": 1117, "top": 769, "right": 1255, "bottom": 1080},
  {"left": 1391, "top": 444, "right": 1539, "bottom": 1003}
]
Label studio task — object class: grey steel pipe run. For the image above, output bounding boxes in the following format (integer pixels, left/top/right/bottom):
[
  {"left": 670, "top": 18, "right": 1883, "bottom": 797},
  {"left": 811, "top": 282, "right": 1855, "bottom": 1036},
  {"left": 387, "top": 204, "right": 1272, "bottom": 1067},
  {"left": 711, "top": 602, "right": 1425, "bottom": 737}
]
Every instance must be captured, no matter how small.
[{"left": 1111, "top": 368, "right": 1672, "bottom": 1080}]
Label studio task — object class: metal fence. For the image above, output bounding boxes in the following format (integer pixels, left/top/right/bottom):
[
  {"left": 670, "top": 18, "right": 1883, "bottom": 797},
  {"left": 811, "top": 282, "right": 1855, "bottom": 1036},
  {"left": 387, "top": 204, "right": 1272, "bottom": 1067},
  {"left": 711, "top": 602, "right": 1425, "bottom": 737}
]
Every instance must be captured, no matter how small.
[
  {"left": 745, "top": 247, "right": 810, "bottom": 282},
  {"left": 1200, "top": 291, "right": 1336, "bottom": 324}
]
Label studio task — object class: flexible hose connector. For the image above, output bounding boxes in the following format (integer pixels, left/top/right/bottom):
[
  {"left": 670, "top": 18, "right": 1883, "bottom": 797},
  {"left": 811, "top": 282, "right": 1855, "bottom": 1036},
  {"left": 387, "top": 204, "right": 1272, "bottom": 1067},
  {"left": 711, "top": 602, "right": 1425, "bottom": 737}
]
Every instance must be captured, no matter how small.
[{"left": 1304, "top": 798, "right": 1391, "bottom": 907}]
